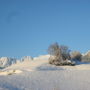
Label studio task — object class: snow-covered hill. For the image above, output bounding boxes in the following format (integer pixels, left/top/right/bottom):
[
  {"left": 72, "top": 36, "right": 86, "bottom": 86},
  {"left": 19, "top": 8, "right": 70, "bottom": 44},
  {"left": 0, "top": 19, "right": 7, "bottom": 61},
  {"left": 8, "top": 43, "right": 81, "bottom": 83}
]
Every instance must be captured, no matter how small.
[
  {"left": 0, "top": 54, "right": 90, "bottom": 90},
  {"left": 33, "top": 55, "right": 50, "bottom": 60},
  {"left": 82, "top": 50, "right": 90, "bottom": 56},
  {"left": 21, "top": 56, "right": 33, "bottom": 62},
  {"left": 0, "top": 57, "right": 17, "bottom": 68},
  {"left": 0, "top": 56, "right": 33, "bottom": 68}
]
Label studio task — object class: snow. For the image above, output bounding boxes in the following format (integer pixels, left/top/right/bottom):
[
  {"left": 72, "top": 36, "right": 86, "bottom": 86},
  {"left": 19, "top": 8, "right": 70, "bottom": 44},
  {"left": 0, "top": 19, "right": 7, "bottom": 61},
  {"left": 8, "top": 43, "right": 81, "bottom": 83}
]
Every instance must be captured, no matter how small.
[
  {"left": 0, "top": 70, "right": 22, "bottom": 76},
  {"left": 0, "top": 57, "right": 17, "bottom": 68},
  {"left": 82, "top": 50, "right": 90, "bottom": 56},
  {"left": 21, "top": 56, "right": 33, "bottom": 62},
  {"left": 0, "top": 56, "right": 33, "bottom": 68},
  {"left": 0, "top": 55, "right": 90, "bottom": 90}
]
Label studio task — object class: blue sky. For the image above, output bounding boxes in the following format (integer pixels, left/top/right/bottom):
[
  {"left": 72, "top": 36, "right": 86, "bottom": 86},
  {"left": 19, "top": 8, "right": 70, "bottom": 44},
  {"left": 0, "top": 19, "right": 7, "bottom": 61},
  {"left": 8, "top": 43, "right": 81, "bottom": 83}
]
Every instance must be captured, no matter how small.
[{"left": 0, "top": 0, "right": 90, "bottom": 58}]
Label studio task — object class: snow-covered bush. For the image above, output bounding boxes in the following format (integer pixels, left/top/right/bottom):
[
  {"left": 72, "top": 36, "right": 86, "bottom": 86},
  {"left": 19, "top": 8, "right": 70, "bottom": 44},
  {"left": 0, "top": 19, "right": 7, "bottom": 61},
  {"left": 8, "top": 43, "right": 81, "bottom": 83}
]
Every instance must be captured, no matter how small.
[
  {"left": 71, "top": 51, "right": 82, "bottom": 61},
  {"left": 48, "top": 43, "right": 75, "bottom": 66},
  {"left": 82, "top": 51, "right": 90, "bottom": 62}
]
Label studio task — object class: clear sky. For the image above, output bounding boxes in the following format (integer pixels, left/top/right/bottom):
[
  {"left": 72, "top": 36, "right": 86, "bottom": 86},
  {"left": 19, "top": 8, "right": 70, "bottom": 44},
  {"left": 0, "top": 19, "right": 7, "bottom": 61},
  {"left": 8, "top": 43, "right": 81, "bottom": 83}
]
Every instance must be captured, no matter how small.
[{"left": 0, "top": 0, "right": 90, "bottom": 58}]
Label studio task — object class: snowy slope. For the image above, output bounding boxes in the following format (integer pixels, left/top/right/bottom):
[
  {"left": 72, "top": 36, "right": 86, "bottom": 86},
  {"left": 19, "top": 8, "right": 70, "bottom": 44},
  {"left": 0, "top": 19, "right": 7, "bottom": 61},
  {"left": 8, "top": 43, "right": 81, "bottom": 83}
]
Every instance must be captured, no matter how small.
[
  {"left": 0, "top": 56, "right": 33, "bottom": 68},
  {"left": 0, "top": 55, "right": 90, "bottom": 90},
  {"left": 0, "top": 57, "right": 17, "bottom": 68},
  {"left": 82, "top": 50, "right": 90, "bottom": 56}
]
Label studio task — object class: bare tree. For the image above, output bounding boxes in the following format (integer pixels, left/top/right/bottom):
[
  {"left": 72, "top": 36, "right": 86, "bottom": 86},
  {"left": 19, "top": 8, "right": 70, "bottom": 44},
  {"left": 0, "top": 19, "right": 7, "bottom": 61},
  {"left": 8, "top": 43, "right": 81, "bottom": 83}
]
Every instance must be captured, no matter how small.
[
  {"left": 60, "top": 45, "right": 71, "bottom": 60},
  {"left": 48, "top": 43, "right": 63, "bottom": 65},
  {"left": 48, "top": 42, "right": 60, "bottom": 56}
]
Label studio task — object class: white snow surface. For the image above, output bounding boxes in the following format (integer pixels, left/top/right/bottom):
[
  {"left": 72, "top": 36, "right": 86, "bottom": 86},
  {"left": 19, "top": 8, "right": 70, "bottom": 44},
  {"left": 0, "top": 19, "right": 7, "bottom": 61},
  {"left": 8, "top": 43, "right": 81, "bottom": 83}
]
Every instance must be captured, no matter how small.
[
  {"left": 0, "top": 57, "right": 17, "bottom": 68},
  {"left": 0, "top": 56, "right": 33, "bottom": 68},
  {"left": 0, "top": 55, "right": 90, "bottom": 90}
]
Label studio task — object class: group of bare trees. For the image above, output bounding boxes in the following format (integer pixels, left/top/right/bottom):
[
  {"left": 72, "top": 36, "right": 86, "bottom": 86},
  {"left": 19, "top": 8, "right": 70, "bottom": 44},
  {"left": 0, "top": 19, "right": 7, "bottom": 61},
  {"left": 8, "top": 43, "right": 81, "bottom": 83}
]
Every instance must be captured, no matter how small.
[{"left": 48, "top": 43, "right": 82, "bottom": 66}]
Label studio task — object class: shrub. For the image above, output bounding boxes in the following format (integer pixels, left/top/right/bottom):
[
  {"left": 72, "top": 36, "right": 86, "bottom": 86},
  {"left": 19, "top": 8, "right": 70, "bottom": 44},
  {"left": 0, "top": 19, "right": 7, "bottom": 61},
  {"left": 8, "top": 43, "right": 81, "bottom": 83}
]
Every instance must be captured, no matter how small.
[
  {"left": 48, "top": 43, "right": 75, "bottom": 66},
  {"left": 71, "top": 51, "right": 82, "bottom": 61},
  {"left": 82, "top": 56, "right": 90, "bottom": 62},
  {"left": 82, "top": 51, "right": 90, "bottom": 62}
]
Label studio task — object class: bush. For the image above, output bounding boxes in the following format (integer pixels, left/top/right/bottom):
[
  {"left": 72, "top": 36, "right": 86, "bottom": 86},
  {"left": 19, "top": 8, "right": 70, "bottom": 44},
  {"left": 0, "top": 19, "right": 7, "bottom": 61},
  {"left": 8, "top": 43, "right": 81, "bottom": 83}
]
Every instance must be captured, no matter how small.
[
  {"left": 71, "top": 51, "right": 82, "bottom": 61},
  {"left": 82, "top": 51, "right": 90, "bottom": 62},
  {"left": 82, "top": 56, "right": 90, "bottom": 62},
  {"left": 48, "top": 43, "right": 75, "bottom": 66}
]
